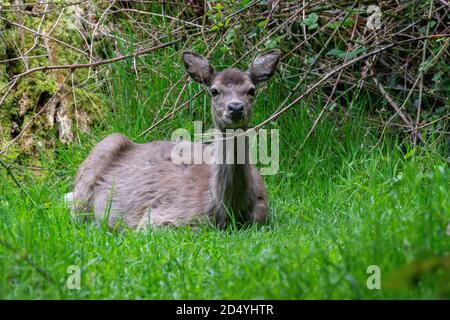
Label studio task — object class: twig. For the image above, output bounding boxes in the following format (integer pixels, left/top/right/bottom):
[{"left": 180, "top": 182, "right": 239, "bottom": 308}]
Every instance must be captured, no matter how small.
[
  {"left": 7, "top": 38, "right": 184, "bottom": 83},
  {"left": 251, "top": 34, "right": 450, "bottom": 133},
  {"left": 372, "top": 74, "right": 423, "bottom": 142},
  {"left": 0, "top": 15, "right": 92, "bottom": 59},
  {"left": 414, "top": 0, "right": 434, "bottom": 145}
]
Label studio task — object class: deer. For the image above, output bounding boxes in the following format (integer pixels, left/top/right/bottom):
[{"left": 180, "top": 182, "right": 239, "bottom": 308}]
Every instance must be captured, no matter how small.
[{"left": 66, "top": 49, "right": 281, "bottom": 229}]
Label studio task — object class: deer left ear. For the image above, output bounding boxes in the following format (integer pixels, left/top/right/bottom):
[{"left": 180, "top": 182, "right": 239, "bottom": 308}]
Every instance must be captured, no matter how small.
[
  {"left": 182, "top": 51, "right": 215, "bottom": 86},
  {"left": 248, "top": 49, "right": 281, "bottom": 85}
]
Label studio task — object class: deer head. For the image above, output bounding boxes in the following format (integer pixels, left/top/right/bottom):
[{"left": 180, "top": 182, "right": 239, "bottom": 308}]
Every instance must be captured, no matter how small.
[{"left": 182, "top": 49, "right": 281, "bottom": 130}]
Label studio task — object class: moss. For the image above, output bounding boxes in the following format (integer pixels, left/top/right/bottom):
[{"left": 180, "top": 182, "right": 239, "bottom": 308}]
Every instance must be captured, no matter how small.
[{"left": 0, "top": 3, "right": 106, "bottom": 168}]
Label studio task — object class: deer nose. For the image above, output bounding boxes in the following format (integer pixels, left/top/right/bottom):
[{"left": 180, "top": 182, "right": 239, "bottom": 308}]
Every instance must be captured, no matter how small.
[{"left": 227, "top": 102, "right": 244, "bottom": 118}]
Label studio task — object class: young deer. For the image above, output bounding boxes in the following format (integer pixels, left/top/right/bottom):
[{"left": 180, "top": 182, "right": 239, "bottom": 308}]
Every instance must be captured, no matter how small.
[{"left": 67, "top": 49, "right": 281, "bottom": 229}]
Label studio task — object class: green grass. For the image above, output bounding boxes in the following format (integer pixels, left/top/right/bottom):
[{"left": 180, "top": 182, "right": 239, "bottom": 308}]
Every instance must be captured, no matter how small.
[{"left": 0, "top": 52, "right": 449, "bottom": 299}]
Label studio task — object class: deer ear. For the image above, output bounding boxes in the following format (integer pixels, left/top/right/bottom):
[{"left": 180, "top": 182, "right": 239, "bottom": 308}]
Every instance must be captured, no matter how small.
[
  {"left": 248, "top": 49, "right": 281, "bottom": 85},
  {"left": 182, "top": 52, "right": 215, "bottom": 86}
]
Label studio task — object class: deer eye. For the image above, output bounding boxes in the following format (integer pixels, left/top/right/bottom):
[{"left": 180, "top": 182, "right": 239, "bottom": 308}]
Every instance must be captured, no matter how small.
[
  {"left": 210, "top": 88, "right": 219, "bottom": 97},
  {"left": 247, "top": 87, "right": 256, "bottom": 96}
]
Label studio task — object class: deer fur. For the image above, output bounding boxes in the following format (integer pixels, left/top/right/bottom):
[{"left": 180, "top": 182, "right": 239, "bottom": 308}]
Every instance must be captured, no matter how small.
[{"left": 67, "top": 49, "right": 281, "bottom": 229}]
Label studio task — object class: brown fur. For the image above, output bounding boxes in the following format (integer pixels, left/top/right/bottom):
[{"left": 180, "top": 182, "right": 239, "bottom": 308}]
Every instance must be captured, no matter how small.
[
  {"left": 69, "top": 49, "right": 281, "bottom": 229},
  {"left": 214, "top": 68, "right": 249, "bottom": 86}
]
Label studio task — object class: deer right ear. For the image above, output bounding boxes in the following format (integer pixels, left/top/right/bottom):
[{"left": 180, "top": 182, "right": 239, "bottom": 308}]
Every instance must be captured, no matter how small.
[
  {"left": 248, "top": 49, "right": 281, "bottom": 85},
  {"left": 182, "top": 52, "right": 214, "bottom": 86}
]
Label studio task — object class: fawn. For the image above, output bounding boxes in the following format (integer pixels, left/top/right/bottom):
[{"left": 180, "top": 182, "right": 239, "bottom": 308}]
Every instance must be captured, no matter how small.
[{"left": 67, "top": 49, "right": 281, "bottom": 228}]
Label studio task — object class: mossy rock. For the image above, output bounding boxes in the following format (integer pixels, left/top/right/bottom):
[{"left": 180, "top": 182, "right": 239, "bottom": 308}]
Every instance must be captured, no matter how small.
[{"left": 0, "top": 2, "right": 107, "bottom": 168}]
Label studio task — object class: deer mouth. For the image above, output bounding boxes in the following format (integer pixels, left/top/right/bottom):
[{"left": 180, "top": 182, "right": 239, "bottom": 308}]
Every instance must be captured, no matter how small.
[
  {"left": 230, "top": 113, "right": 244, "bottom": 120},
  {"left": 223, "top": 114, "right": 247, "bottom": 128}
]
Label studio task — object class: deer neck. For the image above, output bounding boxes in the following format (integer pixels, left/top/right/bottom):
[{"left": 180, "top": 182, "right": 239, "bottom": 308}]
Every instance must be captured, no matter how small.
[{"left": 211, "top": 128, "right": 253, "bottom": 226}]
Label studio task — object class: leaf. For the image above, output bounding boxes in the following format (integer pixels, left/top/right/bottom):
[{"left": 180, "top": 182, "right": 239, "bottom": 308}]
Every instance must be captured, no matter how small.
[
  {"left": 225, "top": 29, "right": 235, "bottom": 44},
  {"left": 210, "top": 24, "right": 220, "bottom": 31},
  {"left": 405, "top": 148, "right": 416, "bottom": 160},
  {"left": 248, "top": 26, "right": 260, "bottom": 38},
  {"left": 239, "top": 0, "right": 251, "bottom": 7},
  {"left": 303, "top": 13, "right": 319, "bottom": 30},
  {"left": 265, "top": 39, "right": 278, "bottom": 49},
  {"left": 327, "top": 47, "right": 367, "bottom": 59},
  {"left": 327, "top": 48, "right": 346, "bottom": 58},
  {"left": 309, "top": 23, "right": 318, "bottom": 30},
  {"left": 328, "top": 18, "right": 354, "bottom": 30},
  {"left": 304, "top": 56, "right": 315, "bottom": 65},
  {"left": 347, "top": 47, "right": 367, "bottom": 59},
  {"left": 419, "top": 20, "right": 436, "bottom": 35},
  {"left": 305, "top": 13, "right": 318, "bottom": 24},
  {"left": 258, "top": 19, "right": 268, "bottom": 28},
  {"left": 432, "top": 71, "right": 442, "bottom": 82}
]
